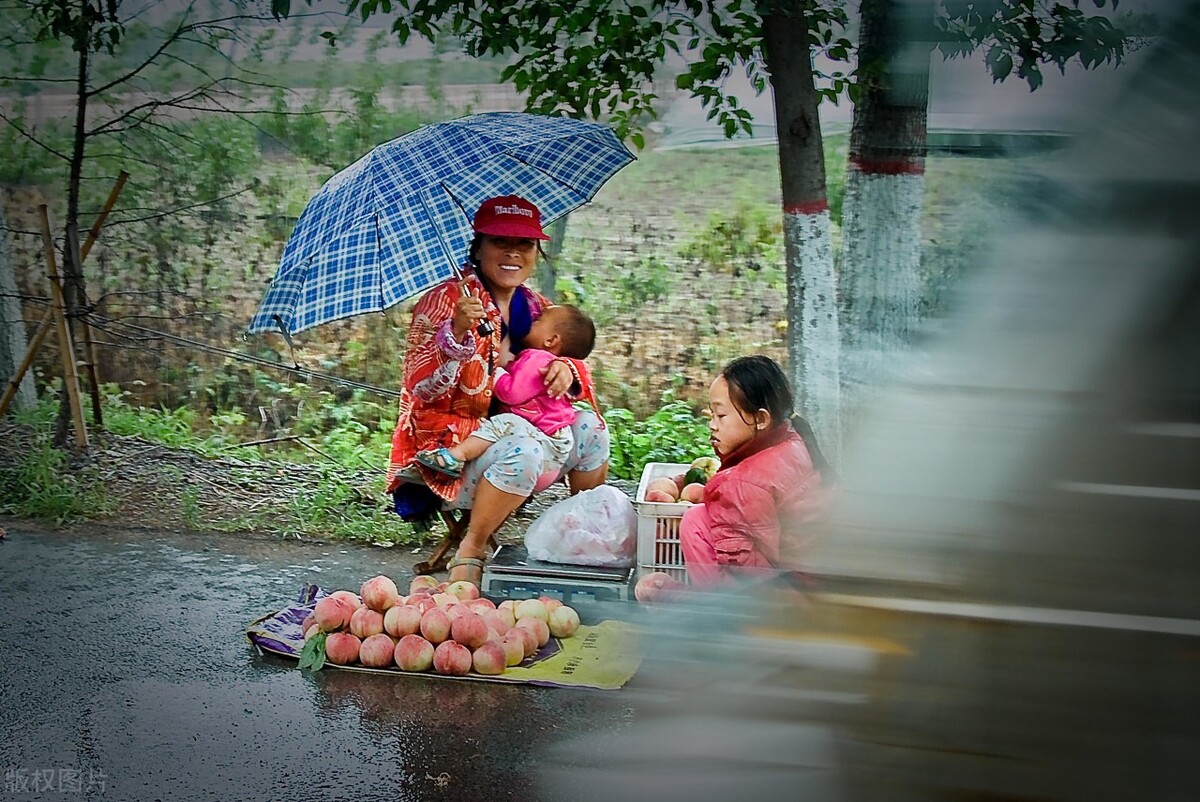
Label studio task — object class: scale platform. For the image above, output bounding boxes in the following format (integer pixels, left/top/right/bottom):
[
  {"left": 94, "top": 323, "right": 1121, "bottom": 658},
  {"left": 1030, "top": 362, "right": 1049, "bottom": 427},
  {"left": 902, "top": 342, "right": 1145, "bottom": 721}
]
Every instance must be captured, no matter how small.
[{"left": 482, "top": 544, "right": 634, "bottom": 604}]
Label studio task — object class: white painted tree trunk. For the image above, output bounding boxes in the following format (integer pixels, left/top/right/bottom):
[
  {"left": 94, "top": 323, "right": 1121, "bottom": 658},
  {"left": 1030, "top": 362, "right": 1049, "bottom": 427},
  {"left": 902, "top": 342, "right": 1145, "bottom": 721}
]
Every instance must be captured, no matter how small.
[
  {"left": 0, "top": 195, "right": 36, "bottom": 411},
  {"left": 785, "top": 207, "right": 841, "bottom": 465},
  {"left": 839, "top": 167, "right": 926, "bottom": 401}
]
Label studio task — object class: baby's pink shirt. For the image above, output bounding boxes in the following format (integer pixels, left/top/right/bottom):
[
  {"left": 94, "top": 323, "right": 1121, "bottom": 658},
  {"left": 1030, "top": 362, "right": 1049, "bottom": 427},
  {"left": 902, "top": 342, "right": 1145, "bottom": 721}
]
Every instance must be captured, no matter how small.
[{"left": 492, "top": 349, "right": 577, "bottom": 437}]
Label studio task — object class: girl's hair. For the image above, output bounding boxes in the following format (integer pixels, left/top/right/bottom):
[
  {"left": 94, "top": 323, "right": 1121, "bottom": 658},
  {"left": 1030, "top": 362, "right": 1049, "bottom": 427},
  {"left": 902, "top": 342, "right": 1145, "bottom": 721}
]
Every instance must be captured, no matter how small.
[{"left": 721, "top": 355, "right": 836, "bottom": 482}]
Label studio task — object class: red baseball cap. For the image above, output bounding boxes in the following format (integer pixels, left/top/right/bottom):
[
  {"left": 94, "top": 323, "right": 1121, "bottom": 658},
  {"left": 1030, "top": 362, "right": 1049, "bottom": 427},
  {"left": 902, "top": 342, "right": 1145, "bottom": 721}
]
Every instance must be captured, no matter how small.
[{"left": 472, "top": 195, "right": 550, "bottom": 240}]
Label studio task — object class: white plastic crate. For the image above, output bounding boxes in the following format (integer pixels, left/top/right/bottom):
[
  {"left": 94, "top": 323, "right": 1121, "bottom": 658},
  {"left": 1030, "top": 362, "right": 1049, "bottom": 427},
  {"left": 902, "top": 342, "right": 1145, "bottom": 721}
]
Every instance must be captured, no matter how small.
[{"left": 634, "top": 462, "right": 693, "bottom": 582}]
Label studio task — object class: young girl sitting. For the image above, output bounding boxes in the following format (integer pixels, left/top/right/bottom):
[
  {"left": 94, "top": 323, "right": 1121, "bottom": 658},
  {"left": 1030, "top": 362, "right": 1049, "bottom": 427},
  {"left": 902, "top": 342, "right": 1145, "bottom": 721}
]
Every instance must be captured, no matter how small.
[
  {"left": 678, "top": 354, "right": 834, "bottom": 589},
  {"left": 416, "top": 304, "right": 599, "bottom": 486}
]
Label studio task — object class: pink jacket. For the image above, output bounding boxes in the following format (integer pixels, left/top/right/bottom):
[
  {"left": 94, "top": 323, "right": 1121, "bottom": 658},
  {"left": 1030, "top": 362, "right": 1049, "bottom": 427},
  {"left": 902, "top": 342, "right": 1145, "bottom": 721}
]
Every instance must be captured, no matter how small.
[
  {"left": 698, "top": 424, "right": 826, "bottom": 574},
  {"left": 493, "top": 349, "right": 577, "bottom": 437}
]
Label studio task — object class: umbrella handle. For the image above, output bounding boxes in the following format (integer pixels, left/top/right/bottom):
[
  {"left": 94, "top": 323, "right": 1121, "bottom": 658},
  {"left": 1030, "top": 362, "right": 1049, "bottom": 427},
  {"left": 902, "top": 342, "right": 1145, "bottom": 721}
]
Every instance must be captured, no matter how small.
[{"left": 454, "top": 265, "right": 494, "bottom": 337}]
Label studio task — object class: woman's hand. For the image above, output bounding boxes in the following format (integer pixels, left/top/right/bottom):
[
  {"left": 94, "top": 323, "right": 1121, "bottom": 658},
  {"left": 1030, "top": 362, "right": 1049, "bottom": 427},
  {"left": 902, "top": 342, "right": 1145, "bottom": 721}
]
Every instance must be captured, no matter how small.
[
  {"left": 452, "top": 290, "right": 486, "bottom": 341},
  {"left": 541, "top": 358, "right": 576, "bottom": 399}
]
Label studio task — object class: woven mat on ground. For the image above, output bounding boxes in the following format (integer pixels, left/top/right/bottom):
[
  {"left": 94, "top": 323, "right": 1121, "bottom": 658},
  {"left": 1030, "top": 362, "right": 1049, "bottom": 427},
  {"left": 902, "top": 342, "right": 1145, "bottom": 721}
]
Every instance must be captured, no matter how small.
[{"left": 245, "top": 585, "right": 643, "bottom": 691}]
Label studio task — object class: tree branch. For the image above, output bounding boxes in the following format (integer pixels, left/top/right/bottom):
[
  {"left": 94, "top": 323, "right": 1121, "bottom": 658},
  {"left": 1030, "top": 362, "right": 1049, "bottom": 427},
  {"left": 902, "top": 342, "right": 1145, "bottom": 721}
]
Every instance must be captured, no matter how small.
[{"left": 0, "top": 109, "right": 68, "bottom": 161}]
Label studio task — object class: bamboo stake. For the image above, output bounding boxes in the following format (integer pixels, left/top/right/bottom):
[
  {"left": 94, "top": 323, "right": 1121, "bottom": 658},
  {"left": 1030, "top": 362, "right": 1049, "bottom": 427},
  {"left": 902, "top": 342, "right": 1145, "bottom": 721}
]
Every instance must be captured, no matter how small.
[
  {"left": 81, "top": 170, "right": 127, "bottom": 263},
  {"left": 38, "top": 205, "right": 88, "bottom": 451},
  {"left": 0, "top": 172, "right": 127, "bottom": 422}
]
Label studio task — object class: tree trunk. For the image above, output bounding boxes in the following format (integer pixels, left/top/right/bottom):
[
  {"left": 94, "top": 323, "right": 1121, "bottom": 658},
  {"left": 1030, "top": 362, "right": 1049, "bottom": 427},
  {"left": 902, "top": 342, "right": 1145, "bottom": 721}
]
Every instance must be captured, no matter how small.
[
  {"left": 839, "top": 0, "right": 932, "bottom": 409},
  {"left": 54, "top": 17, "right": 91, "bottom": 449},
  {"left": 0, "top": 194, "right": 36, "bottom": 412},
  {"left": 538, "top": 215, "right": 567, "bottom": 300},
  {"left": 763, "top": 11, "right": 842, "bottom": 464}
]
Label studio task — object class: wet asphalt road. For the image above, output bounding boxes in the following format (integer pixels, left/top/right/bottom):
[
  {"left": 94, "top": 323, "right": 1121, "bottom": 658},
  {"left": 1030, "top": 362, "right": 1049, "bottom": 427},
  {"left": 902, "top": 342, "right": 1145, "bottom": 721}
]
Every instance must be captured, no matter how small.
[{"left": 0, "top": 520, "right": 639, "bottom": 802}]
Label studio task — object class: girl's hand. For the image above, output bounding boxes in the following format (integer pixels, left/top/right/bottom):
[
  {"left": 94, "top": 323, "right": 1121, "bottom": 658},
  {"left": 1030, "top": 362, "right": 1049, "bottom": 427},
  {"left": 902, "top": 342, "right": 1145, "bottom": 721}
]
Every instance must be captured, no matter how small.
[
  {"left": 541, "top": 359, "right": 575, "bottom": 398},
  {"left": 452, "top": 290, "right": 486, "bottom": 340}
]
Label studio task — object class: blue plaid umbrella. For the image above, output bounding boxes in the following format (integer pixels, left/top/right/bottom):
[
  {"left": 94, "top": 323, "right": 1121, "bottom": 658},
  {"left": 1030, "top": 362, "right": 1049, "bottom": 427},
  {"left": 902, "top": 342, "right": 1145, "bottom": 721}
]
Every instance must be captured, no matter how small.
[{"left": 247, "top": 111, "right": 635, "bottom": 335}]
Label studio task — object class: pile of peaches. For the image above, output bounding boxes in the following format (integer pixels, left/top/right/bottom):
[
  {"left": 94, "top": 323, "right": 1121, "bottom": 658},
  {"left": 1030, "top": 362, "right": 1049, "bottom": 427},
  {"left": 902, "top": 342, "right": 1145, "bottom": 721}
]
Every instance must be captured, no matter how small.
[
  {"left": 300, "top": 575, "right": 580, "bottom": 676},
  {"left": 642, "top": 473, "right": 704, "bottom": 504}
]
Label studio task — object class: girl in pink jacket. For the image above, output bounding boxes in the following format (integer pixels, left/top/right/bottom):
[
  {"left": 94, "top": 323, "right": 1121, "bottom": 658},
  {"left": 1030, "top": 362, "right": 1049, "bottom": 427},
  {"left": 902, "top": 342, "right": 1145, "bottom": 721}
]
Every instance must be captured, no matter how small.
[
  {"left": 416, "top": 304, "right": 598, "bottom": 487},
  {"left": 679, "top": 355, "right": 834, "bottom": 588}
]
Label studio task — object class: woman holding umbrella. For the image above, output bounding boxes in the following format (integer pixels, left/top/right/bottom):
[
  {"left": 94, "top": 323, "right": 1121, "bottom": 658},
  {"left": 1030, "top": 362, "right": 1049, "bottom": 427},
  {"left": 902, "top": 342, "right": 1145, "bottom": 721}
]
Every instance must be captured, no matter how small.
[{"left": 385, "top": 195, "right": 609, "bottom": 588}]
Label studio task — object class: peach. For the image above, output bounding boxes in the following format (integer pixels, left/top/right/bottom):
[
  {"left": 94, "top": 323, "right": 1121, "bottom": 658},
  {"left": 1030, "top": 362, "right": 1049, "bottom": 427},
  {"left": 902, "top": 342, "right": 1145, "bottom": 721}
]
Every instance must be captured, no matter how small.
[
  {"left": 480, "top": 609, "right": 511, "bottom": 636},
  {"left": 443, "top": 603, "right": 468, "bottom": 622},
  {"left": 395, "top": 634, "right": 435, "bottom": 671},
  {"left": 383, "top": 604, "right": 422, "bottom": 638},
  {"left": 432, "top": 592, "right": 458, "bottom": 608},
  {"left": 349, "top": 606, "right": 385, "bottom": 639},
  {"left": 325, "top": 632, "right": 361, "bottom": 665},
  {"left": 419, "top": 607, "right": 452, "bottom": 644},
  {"left": 499, "top": 632, "right": 526, "bottom": 666},
  {"left": 634, "top": 571, "right": 684, "bottom": 603},
  {"left": 491, "top": 606, "right": 516, "bottom": 629},
  {"left": 548, "top": 606, "right": 581, "bottom": 638},
  {"left": 359, "top": 633, "right": 396, "bottom": 668},
  {"left": 407, "top": 586, "right": 434, "bottom": 599},
  {"left": 680, "top": 482, "right": 705, "bottom": 503},
  {"left": 313, "top": 596, "right": 355, "bottom": 632},
  {"left": 646, "top": 477, "right": 680, "bottom": 500},
  {"left": 301, "top": 613, "right": 316, "bottom": 633},
  {"left": 408, "top": 575, "right": 439, "bottom": 594},
  {"left": 511, "top": 624, "right": 538, "bottom": 657},
  {"left": 537, "top": 596, "right": 564, "bottom": 613},
  {"left": 635, "top": 571, "right": 665, "bottom": 602},
  {"left": 515, "top": 616, "right": 551, "bottom": 648},
  {"left": 644, "top": 490, "right": 676, "bottom": 503},
  {"left": 450, "top": 612, "right": 490, "bottom": 650},
  {"left": 303, "top": 624, "right": 321, "bottom": 641},
  {"left": 472, "top": 641, "right": 507, "bottom": 675},
  {"left": 671, "top": 473, "right": 688, "bottom": 493},
  {"left": 437, "top": 581, "right": 450, "bottom": 593},
  {"left": 446, "top": 580, "right": 480, "bottom": 601},
  {"left": 514, "top": 598, "right": 549, "bottom": 623},
  {"left": 466, "top": 597, "right": 496, "bottom": 611},
  {"left": 497, "top": 599, "right": 519, "bottom": 616},
  {"left": 432, "top": 640, "right": 472, "bottom": 676},
  {"left": 360, "top": 575, "right": 400, "bottom": 612},
  {"left": 413, "top": 596, "right": 439, "bottom": 614},
  {"left": 328, "top": 590, "right": 362, "bottom": 608}
]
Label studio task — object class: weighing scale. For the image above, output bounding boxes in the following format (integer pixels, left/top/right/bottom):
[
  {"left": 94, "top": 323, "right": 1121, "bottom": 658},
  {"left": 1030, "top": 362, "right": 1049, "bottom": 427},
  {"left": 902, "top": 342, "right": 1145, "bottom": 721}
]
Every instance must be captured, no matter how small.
[{"left": 481, "top": 544, "right": 634, "bottom": 603}]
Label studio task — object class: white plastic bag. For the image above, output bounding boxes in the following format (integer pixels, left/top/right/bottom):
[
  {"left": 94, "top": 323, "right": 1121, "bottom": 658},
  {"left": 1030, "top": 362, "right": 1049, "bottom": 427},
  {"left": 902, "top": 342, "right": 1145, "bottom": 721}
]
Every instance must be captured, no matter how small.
[{"left": 523, "top": 485, "right": 637, "bottom": 567}]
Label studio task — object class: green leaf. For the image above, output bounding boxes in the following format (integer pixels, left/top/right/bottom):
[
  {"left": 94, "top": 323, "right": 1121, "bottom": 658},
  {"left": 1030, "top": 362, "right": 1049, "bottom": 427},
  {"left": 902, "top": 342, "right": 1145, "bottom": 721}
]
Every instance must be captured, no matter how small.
[{"left": 298, "top": 630, "right": 326, "bottom": 671}]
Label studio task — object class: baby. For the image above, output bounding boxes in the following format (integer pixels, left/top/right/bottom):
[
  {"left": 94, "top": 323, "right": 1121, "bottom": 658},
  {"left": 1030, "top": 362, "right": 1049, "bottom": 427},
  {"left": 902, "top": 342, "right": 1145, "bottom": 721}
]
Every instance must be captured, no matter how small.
[{"left": 416, "top": 304, "right": 595, "bottom": 481}]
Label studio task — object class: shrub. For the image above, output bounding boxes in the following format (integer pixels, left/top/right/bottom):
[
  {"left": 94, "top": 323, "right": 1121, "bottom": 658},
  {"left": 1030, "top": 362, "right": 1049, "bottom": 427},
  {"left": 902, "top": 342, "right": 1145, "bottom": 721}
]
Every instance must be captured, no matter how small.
[{"left": 605, "top": 394, "right": 711, "bottom": 480}]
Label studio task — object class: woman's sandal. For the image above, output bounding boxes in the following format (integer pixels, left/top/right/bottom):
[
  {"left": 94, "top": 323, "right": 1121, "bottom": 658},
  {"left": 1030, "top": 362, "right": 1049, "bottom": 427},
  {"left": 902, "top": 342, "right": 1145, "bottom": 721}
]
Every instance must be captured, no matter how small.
[
  {"left": 446, "top": 554, "right": 486, "bottom": 587},
  {"left": 416, "top": 447, "right": 465, "bottom": 477}
]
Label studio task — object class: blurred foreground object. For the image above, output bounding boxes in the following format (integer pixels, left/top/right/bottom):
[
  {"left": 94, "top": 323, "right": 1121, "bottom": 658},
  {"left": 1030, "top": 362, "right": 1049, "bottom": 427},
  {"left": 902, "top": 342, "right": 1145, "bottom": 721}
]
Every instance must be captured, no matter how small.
[{"left": 539, "top": 3, "right": 1200, "bottom": 799}]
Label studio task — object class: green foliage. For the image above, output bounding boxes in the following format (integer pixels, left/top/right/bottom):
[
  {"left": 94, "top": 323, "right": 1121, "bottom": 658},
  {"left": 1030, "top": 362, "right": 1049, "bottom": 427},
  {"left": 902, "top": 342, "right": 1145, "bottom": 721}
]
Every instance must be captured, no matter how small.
[
  {"left": 102, "top": 387, "right": 203, "bottom": 449},
  {"left": 555, "top": 250, "right": 675, "bottom": 330},
  {"left": 0, "top": 438, "right": 115, "bottom": 524},
  {"left": 605, "top": 394, "right": 711, "bottom": 481},
  {"left": 0, "top": 106, "right": 65, "bottom": 184},
  {"left": 279, "top": 466, "right": 413, "bottom": 544},
  {"left": 299, "top": 630, "right": 327, "bottom": 671},
  {"left": 679, "top": 202, "right": 782, "bottom": 274},
  {"left": 935, "top": 0, "right": 1129, "bottom": 90},
  {"left": 287, "top": 0, "right": 853, "bottom": 142}
]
